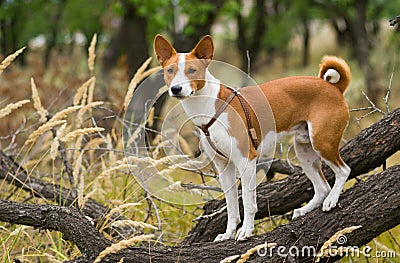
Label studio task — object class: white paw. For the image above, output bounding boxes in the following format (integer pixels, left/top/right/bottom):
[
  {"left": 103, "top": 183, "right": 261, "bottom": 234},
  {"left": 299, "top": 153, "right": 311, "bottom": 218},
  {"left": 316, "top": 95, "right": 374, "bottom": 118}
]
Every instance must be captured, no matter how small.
[
  {"left": 292, "top": 197, "right": 326, "bottom": 219},
  {"left": 292, "top": 208, "right": 305, "bottom": 219},
  {"left": 235, "top": 225, "right": 254, "bottom": 241},
  {"left": 214, "top": 231, "right": 235, "bottom": 242},
  {"left": 323, "top": 194, "right": 339, "bottom": 211}
]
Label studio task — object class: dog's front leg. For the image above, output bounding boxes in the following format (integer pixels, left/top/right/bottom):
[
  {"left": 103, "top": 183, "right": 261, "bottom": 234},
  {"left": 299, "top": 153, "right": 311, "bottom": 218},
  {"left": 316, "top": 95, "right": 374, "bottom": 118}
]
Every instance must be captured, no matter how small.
[
  {"left": 214, "top": 159, "right": 240, "bottom": 242},
  {"left": 236, "top": 158, "right": 257, "bottom": 241}
]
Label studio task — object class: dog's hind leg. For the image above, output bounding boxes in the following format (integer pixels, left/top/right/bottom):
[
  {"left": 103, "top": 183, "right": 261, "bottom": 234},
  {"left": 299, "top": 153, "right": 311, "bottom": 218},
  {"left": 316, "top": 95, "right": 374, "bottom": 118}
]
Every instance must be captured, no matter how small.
[
  {"left": 309, "top": 119, "right": 351, "bottom": 212},
  {"left": 292, "top": 137, "right": 331, "bottom": 219},
  {"left": 322, "top": 159, "right": 350, "bottom": 211},
  {"left": 214, "top": 158, "right": 241, "bottom": 242}
]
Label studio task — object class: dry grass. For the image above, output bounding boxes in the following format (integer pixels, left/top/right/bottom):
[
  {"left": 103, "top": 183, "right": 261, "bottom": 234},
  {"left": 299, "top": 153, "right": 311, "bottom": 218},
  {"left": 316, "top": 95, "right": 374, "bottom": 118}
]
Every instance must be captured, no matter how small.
[
  {"left": 0, "top": 28, "right": 399, "bottom": 263},
  {"left": 31, "top": 77, "right": 48, "bottom": 122},
  {"left": 316, "top": 225, "right": 362, "bottom": 262},
  {"left": 88, "top": 33, "right": 97, "bottom": 73},
  {"left": 60, "top": 127, "right": 105, "bottom": 142},
  {"left": 93, "top": 234, "right": 154, "bottom": 263},
  {"left": 0, "top": 37, "right": 200, "bottom": 262},
  {"left": 236, "top": 242, "right": 278, "bottom": 263},
  {"left": 0, "top": 99, "right": 30, "bottom": 119},
  {"left": 0, "top": 47, "right": 26, "bottom": 74},
  {"left": 123, "top": 57, "right": 161, "bottom": 110}
]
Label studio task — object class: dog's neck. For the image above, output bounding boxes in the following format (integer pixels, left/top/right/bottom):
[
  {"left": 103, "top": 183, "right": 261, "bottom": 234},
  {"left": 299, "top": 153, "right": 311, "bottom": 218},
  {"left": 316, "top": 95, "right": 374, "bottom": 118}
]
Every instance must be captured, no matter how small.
[{"left": 180, "top": 69, "right": 221, "bottom": 127}]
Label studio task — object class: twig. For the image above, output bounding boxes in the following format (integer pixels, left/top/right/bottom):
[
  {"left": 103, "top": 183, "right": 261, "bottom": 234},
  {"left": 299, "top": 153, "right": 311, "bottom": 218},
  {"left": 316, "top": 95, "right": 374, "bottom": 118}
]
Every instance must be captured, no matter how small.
[
  {"left": 352, "top": 90, "right": 386, "bottom": 127},
  {"left": 355, "top": 109, "right": 378, "bottom": 128},
  {"left": 181, "top": 183, "right": 222, "bottom": 192},
  {"left": 257, "top": 158, "right": 302, "bottom": 175},
  {"left": 47, "top": 113, "right": 75, "bottom": 189},
  {"left": 193, "top": 205, "right": 227, "bottom": 222},
  {"left": 246, "top": 49, "right": 251, "bottom": 78},
  {"left": 361, "top": 90, "right": 385, "bottom": 115},
  {"left": 2, "top": 115, "right": 26, "bottom": 152},
  {"left": 384, "top": 48, "right": 397, "bottom": 113},
  {"left": 145, "top": 192, "right": 163, "bottom": 243},
  {"left": 349, "top": 106, "right": 374, "bottom": 112}
]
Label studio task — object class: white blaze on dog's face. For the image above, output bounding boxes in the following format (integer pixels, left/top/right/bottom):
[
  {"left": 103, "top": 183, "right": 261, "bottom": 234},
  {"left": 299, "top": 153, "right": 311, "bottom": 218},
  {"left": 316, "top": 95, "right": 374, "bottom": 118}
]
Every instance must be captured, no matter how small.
[{"left": 154, "top": 34, "right": 214, "bottom": 99}]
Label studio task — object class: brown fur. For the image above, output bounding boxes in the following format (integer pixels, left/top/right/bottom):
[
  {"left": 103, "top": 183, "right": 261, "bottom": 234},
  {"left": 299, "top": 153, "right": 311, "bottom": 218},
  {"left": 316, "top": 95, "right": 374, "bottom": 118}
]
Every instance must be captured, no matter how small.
[
  {"left": 318, "top": 55, "right": 351, "bottom": 93},
  {"left": 154, "top": 34, "right": 351, "bottom": 167},
  {"left": 219, "top": 68, "right": 350, "bottom": 164},
  {"left": 154, "top": 34, "right": 212, "bottom": 92}
]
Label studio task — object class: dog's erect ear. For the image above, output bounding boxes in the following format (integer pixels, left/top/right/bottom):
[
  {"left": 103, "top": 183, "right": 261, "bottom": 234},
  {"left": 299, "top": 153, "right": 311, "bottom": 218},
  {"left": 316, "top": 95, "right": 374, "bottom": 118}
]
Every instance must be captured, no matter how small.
[
  {"left": 154, "top": 34, "right": 177, "bottom": 66},
  {"left": 191, "top": 35, "right": 214, "bottom": 62}
]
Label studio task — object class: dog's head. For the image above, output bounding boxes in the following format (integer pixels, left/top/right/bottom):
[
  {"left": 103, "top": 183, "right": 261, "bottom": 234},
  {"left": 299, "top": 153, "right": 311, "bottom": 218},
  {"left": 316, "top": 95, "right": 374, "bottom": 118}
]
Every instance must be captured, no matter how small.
[{"left": 154, "top": 34, "right": 214, "bottom": 99}]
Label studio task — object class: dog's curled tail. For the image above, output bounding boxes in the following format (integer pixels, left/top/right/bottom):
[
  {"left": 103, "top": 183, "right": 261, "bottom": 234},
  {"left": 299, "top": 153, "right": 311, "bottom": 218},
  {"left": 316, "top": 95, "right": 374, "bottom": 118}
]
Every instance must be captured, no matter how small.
[{"left": 318, "top": 55, "right": 351, "bottom": 93}]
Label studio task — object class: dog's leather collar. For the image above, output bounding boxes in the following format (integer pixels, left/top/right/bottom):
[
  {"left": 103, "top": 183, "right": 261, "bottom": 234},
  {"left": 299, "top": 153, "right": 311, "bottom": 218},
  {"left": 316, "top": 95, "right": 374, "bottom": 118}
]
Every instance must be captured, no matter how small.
[{"left": 197, "top": 87, "right": 259, "bottom": 159}]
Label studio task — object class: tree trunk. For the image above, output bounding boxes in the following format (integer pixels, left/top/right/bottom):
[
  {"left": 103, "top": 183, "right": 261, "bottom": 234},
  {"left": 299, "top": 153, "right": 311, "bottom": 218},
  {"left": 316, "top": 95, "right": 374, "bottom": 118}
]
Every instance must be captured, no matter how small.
[
  {"left": 349, "top": 0, "right": 381, "bottom": 103},
  {"left": 44, "top": 0, "right": 66, "bottom": 67},
  {"left": 102, "top": 3, "right": 149, "bottom": 78},
  {"left": 301, "top": 16, "right": 310, "bottom": 67},
  {"left": 183, "top": 107, "right": 400, "bottom": 244},
  {"left": 236, "top": 0, "right": 266, "bottom": 72},
  {"left": 1, "top": 165, "right": 399, "bottom": 262},
  {"left": 172, "top": 0, "right": 225, "bottom": 52}
]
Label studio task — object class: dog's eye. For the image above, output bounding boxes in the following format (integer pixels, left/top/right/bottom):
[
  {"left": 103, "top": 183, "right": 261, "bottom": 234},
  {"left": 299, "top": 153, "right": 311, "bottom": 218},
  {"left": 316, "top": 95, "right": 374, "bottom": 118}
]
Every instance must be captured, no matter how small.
[
  {"left": 188, "top": 68, "right": 196, "bottom": 74},
  {"left": 167, "top": 68, "right": 174, "bottom": 74}
]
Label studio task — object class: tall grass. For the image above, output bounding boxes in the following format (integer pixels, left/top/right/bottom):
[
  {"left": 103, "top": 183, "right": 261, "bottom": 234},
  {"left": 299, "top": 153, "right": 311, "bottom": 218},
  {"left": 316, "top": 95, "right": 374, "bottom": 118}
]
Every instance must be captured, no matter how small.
[
  {"left": 0, "top": 36, "right": 201, "bottom": 262},
  {"left": 0, "top": 31, "right": 399, "bottom": 262}
]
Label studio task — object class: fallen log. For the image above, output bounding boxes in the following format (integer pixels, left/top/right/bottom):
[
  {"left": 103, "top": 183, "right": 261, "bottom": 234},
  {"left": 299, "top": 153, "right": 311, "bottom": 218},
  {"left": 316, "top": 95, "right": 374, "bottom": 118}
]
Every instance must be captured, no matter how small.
[
  {"left": 0, "top": 150, "right": 136, "bottom": 239},
  {"left": 1, "top": 165, "right": 399, "bottom": 262}
]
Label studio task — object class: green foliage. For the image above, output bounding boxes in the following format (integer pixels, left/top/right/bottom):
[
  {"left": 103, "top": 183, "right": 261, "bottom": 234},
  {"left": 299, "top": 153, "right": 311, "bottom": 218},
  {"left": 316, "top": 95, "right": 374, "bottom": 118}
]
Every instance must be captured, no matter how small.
[
  {"left": 180, "top": 0, "right": 215, "bottom": 35},
  {"left": 0, "top": 0, "right": 54, "bottom": 49},
  {"left": 0, "top": 0, "right": 110, "bottom": 52},
  {"left": 63, "top": 0, "right": 110, "bottom": 40},
  {"left": 1, "top": 1, "right": 400, "bottom": 260}
]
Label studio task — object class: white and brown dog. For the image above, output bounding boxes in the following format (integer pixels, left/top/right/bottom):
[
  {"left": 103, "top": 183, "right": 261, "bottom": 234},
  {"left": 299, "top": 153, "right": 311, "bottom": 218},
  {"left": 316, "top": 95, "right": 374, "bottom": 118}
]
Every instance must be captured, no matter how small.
[{"left": 154, "top": 34, "right": 351, "bottom": 241}]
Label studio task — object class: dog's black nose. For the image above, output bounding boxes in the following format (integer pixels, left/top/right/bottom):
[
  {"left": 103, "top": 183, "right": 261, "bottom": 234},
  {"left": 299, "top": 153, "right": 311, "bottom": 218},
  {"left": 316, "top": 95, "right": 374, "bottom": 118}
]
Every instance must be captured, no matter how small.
[{"left": 170, "top": 85, "right": 182, "bottom": 95}]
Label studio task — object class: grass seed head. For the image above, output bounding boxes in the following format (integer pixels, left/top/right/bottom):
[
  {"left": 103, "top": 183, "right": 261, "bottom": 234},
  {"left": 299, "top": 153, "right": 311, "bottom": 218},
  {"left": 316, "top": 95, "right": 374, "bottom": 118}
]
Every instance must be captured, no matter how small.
[
  {"left": 0, "top": 47, "right": 26, "bottom": 74},
  {"left": 88, "top": 33, "right": 97, "bottom": 72},
  {"left": 31, "top": 77, "right": 48, "bottom": 122},
  {"left": 0, "top": 100, "right": 30, "bottom": 119}
]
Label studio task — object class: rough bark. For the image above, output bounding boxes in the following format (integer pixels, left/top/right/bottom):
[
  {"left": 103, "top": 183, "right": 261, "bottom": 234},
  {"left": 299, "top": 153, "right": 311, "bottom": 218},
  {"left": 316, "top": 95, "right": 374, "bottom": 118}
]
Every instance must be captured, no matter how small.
[
  {"left": 183, "top": 107, "right": 400, "bottom": 244},
  {"left": 0, "top": 150, "right": 136, "bottom": 238},
  {"left": 0, "top": 200, "right": 110, "bottom": 261},
  {"left": 2, "top": 165, "right": 399, "bottom": 263}
]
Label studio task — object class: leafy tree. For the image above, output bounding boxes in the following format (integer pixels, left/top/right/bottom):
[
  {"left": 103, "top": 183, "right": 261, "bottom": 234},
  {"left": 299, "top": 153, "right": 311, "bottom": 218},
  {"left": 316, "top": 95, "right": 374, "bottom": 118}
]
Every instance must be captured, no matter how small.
[
  {"left": 0, "top": 0, "right": 109, "bottom": 66},
  {"left": 233, "top": 0, "right": 321, "bottom": 71}
]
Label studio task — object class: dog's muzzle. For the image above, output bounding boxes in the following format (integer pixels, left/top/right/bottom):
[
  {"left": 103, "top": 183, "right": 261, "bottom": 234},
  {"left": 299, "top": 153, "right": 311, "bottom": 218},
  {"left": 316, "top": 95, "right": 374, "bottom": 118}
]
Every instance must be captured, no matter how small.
[{"left": 170, "top": 85, "right": 182, "bottom": 96}]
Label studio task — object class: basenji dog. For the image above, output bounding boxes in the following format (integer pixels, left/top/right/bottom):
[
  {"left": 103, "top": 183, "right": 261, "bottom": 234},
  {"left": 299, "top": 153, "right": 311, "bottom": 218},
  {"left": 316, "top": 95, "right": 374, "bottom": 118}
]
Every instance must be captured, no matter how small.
[{"left": 154, "top": 34, "right": 351, "bottom": 241}]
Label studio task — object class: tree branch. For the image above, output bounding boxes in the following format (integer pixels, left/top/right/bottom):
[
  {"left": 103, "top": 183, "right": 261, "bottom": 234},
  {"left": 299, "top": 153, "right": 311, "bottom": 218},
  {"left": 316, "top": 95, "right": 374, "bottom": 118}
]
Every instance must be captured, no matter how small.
[
  {"left": 2, "top": 165, "right": 399, "bottom": 262},
  {"left": 0, "top": 199, "right": 110, "bottom": 261},
  {"left": 0, "top": 150, "right": 136, "bottom": 239},
  {"left": 183, "top": 107, "right": 400, "bottom": 244}
]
